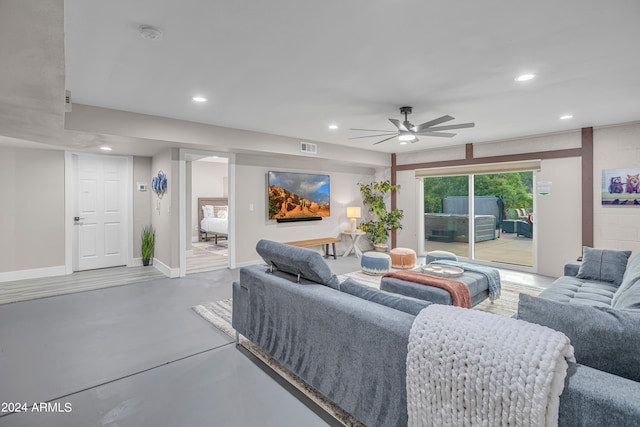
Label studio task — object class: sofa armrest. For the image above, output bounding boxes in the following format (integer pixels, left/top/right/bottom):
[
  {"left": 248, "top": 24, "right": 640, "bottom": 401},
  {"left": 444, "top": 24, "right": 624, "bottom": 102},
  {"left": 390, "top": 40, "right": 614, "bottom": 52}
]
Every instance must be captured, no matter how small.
[
  {"left": 561, "top": 363, "right": 640, "bottom": 427},
  {"left": 564, "top": 261, "right": 582, "bottom": 277}
]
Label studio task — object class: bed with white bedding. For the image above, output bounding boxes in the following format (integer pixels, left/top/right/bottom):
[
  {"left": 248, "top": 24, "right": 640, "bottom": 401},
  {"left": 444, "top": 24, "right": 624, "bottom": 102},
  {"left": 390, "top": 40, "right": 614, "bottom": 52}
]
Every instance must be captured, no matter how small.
[{"left": 198, "top": 197, "right": 228, "bottom": 244}]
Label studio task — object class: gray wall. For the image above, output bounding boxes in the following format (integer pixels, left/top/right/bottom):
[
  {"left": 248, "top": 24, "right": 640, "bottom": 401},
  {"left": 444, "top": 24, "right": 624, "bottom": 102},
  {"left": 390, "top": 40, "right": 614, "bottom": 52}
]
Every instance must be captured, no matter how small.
[{"left": 0, "top": 147, "right": 65, "bottom": 272}]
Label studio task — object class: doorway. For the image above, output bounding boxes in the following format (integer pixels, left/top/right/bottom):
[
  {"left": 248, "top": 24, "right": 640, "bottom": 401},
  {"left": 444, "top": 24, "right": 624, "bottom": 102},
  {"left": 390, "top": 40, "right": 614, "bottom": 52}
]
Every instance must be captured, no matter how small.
[
  {"left": 183, "top": 154, "right": 231, "bottom": 275},
  {"left": 68, "top": 153, "right": 132, "bottom": 272}
]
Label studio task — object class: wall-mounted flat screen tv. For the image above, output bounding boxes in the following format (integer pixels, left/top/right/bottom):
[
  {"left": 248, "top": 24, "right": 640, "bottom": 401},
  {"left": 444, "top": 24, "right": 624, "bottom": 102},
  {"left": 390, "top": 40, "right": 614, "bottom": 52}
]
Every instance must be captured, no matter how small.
[{"left": 268, "top": 171, "right": 330, "bottom": 221}]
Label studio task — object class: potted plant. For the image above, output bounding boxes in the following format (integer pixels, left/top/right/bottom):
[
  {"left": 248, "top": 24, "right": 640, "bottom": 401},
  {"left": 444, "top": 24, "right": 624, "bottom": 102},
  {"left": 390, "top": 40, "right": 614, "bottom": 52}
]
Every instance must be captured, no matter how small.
[
  {"left": 358, "top": 180, "right": 404, "bottom": 252},
  {"left": 141, "top": 225, "right": 155, "bottom": 266}
]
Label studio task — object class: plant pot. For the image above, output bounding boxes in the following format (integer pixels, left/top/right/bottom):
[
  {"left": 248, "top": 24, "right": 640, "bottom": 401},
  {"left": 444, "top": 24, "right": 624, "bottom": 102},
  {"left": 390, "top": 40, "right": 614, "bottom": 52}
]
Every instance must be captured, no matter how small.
[
  {"left": 142, "top": 258, "right": 151, "bottom": 266},
  {"left": 373, "top": 243, "right": 389, "bottom": 252}
]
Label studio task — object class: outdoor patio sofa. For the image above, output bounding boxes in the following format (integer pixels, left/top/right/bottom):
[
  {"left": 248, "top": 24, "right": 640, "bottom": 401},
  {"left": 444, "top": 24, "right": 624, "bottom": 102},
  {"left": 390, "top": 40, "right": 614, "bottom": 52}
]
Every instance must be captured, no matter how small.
[{"left": 232, "top": 240, "right": 640, "bottom": 426}]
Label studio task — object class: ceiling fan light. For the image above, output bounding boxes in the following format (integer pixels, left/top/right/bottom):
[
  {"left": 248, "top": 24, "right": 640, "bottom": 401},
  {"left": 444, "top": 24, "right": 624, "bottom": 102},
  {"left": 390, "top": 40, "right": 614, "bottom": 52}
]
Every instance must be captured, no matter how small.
[{"left": 398, "top": 133, "right": 415, "bottom": 141}]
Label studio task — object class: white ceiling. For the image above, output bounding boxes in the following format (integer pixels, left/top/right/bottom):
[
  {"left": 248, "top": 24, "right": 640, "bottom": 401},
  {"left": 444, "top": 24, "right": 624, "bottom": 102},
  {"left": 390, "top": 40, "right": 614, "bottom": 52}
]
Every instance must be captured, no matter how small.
[{"left": 2, "top": 1, "right": 640, "bottom": 156}]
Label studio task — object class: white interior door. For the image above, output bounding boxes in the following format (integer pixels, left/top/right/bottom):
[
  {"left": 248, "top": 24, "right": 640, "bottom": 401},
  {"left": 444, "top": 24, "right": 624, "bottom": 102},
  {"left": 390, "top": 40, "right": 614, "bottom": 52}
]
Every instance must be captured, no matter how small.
[{"left": 75, "top": 155, "right": 128, "bottom": 271}]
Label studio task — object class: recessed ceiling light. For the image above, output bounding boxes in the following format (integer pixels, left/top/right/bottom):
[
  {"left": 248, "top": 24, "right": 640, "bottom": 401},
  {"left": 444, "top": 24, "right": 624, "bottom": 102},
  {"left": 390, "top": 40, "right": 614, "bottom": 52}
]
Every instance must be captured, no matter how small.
[
  {"left": 328, "top": 124, "right": 338, "bottom": 130},
  {"left": 100, "top": 146, "right": 112, "bottom": 151},
  {"left": 192, "top": 96, "right": 208, "bottom": 103},
  {"left": 139, "top": 25, "right": 163, "bottom": 41},
  {"left": 560, "top": 114, "right": 573, "bottom": 120},
  {"left": 515, "top": 74, "right": 535, "bottom": 82}
]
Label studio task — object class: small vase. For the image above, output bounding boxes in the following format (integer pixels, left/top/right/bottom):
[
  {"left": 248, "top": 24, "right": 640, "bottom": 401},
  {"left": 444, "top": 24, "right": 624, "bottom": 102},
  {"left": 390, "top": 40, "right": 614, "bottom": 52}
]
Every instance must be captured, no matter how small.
[{"left": 143, "top": 258, "right": 151, "bottom": 266}]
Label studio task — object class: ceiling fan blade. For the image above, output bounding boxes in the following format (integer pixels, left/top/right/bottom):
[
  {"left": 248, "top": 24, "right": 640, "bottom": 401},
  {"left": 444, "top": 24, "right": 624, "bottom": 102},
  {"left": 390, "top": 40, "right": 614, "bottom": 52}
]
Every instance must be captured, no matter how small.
[
  {"left": 349, "top": 133, "right": 398, "bottom": 140},
  {"left": 373, "top": 135, "right": 399, "bottom": 145},
  {"left": 389, "top": 118, "right": 409, "bottom": 132},
  {"left": 410, "top": 136, "right": 420, "bottom": 144},
  {"left": 350, "top": 128, "right": 397, "bottom": 132},
  {"left": 425, "top": 122, "right": 475, "bottom": 131},
  {"left": 414, "top": 115, "right": 455, "bottom": 132},
  {"left": 414, "top": 131, "right": 457, "bottom": 138}
]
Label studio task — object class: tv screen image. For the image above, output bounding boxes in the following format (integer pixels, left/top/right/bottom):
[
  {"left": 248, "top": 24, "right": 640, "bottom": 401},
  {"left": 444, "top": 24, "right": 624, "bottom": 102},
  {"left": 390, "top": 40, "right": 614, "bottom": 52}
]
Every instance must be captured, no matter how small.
[{"left": 268, "top": 171, "right": 330, "bottom": 220}]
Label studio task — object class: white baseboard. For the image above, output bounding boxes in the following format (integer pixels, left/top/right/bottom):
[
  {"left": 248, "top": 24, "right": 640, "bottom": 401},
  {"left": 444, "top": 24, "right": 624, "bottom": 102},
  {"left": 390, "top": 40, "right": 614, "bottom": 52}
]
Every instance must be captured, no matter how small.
[
  {"left": 152, "top": 258, "right": 180, "bottom": 278},
  {"left": 0, "top": 265, "right": 68, "bottom": 283},
  {"left": 233, "top": 259, "right": 263, "bottom": 268}
]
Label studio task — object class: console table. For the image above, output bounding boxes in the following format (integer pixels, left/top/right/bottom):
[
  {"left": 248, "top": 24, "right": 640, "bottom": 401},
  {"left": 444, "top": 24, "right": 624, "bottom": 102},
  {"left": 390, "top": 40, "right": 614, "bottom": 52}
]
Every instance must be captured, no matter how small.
[
  {"left": 341, "top": 230, "right": 366, "bottom": 258},
  {"left": 285, "top": 237, "right": 341, "bottom": 259}
]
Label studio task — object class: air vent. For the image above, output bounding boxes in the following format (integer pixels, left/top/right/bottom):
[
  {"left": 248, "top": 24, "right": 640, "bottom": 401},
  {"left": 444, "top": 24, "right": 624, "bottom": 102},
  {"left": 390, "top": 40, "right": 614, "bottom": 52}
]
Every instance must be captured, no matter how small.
[
  {"left": 65, "top": 90, "right": 72, "bottom": 112},
  {"left": 300, "top": 141, "right": 317, "bottom": 154}
]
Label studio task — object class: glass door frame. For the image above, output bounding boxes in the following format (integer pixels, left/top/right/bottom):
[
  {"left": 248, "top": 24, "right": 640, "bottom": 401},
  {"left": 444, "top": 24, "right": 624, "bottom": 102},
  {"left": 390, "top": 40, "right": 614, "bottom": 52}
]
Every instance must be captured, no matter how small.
[{"left": 417, "top": 172, "right": 538, "bottom": 273}]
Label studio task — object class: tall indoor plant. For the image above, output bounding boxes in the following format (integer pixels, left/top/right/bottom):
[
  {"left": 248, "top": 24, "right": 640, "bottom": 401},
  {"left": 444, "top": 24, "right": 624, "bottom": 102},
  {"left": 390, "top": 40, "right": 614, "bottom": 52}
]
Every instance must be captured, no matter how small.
[
  {"left": 358, "top": 180, "right": 404, "bottom": 251},
  {"left": 141, "top": 225, "right": 155, "bottom": 266}
]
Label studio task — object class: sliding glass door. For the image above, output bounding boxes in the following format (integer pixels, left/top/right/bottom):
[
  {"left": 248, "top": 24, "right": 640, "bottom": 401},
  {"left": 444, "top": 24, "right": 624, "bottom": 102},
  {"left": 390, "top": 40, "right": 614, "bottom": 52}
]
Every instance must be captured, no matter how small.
[
  {"left": 423, "top": 170, "right": 534, "bottom": 268},
  {"left": 473, "top": 172, "right": 533, "bottom": 267},
  {"left": 423, "top": 175, "right": 469, "bottom": 259}
]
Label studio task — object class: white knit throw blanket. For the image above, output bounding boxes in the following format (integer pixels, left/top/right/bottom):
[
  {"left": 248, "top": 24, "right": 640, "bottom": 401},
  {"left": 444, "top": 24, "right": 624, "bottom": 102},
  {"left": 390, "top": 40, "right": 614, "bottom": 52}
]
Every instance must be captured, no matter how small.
[{"left": 407, "top": 305, "right": 575, "bottom": 427}]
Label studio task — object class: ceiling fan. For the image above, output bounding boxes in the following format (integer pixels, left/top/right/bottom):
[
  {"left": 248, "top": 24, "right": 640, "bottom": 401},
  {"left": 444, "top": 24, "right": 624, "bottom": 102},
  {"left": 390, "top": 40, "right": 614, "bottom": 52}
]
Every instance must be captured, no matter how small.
[{"left": 350, "top": 106, "right": 475, "bottom": 145}]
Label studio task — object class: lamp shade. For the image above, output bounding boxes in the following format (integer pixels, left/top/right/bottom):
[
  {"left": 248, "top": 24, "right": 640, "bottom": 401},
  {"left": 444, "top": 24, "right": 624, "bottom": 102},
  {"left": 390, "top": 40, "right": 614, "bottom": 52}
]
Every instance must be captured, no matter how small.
[{"left": 347, "top": 206, "right": 361, "bottom": 218}]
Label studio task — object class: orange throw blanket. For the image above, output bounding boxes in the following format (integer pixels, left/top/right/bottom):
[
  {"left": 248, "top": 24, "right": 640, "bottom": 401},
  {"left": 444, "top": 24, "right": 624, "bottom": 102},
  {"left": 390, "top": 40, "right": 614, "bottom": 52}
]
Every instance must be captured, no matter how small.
[{"left": 382, "top": 270, "right": 471, "bottom": 308}]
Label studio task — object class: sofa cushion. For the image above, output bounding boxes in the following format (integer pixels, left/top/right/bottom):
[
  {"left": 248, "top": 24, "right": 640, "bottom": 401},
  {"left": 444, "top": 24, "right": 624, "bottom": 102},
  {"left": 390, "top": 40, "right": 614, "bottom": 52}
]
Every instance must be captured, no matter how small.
[
  {"left": 576, "top": 247, "right": 631, "bottom": 286},
  {"left": 340, "top": 278, "right": 430, "bottom": 315},
  {"left": 537, "top": 276, "right": 617, "bottom": 306},
  {"left": 517, "top": 294, "right": 640, "bottom": 382},
  {"left": 612, "top": 280, "right": 640, "bottom": 310},
  {"left": 612, "top": 253, "right": 640, "bottom": 308},
  {"left": 255, "top": 239, "right": 339, "bottom": 288}
]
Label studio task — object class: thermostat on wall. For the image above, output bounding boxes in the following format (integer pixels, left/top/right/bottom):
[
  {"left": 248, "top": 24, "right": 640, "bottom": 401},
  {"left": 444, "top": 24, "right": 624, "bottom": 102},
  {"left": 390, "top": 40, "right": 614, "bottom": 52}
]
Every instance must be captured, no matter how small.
[{"left": 137, "top": 182, "right": 147, "bottom": 191}]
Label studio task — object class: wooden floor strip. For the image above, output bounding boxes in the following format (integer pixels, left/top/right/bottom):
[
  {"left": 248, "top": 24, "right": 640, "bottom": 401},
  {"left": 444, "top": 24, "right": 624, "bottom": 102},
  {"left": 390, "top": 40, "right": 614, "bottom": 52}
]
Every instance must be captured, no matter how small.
[{"left": 0, "top": 266, "right": 166, "bottom": 305}]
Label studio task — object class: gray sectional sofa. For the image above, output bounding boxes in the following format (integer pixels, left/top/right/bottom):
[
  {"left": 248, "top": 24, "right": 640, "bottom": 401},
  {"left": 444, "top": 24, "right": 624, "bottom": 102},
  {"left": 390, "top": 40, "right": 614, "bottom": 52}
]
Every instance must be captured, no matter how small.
[
  {"left": 517, "top": 247, "right": 640, "bottom": 426},
  {"left": 233, "top": 241, "right": 640, "bottom": 426}
]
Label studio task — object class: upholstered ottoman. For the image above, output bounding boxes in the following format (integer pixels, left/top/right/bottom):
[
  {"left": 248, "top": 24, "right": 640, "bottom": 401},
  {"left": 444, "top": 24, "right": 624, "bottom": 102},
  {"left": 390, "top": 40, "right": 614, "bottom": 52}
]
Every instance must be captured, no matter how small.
[
  {"left": 361, "top": 252, "right": 391, "bottom": 275},
  {"left": 425, "top": 250, "right": 457, "bottom": 264},
  {"left": 390, "top": 247, "right": 417, "bottom": 269},
  {"left": 380, "top": 266, "right": 496, "bottom": 307}
]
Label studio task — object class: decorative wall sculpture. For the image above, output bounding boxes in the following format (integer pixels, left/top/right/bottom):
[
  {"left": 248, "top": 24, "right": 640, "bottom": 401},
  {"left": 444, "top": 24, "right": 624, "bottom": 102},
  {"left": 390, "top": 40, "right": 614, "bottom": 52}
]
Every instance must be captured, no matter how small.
[{"left": 152, "top": 170, "right": 167, "bottom": 199}]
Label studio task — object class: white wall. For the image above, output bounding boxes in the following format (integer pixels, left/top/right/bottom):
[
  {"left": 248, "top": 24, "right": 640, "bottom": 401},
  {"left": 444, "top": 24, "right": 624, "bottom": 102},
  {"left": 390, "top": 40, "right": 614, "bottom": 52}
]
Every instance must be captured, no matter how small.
[
  {"left": 233, "top": 153, "right": 376, "bottom": 265},
  {"left": 150, "top": 149, "right": 181, "bottom": 276},
  {"left": 593, "top": 123, "right": 640, "bottom": 258},
  {"left": 396, "top": 170, "right": 421, "bottom": 250},
  {"left": 133, "top": 156, "right": 152, "bottom": 259},
  {"left": 535, "top": 157, "right": 583, "bottom": 276}
]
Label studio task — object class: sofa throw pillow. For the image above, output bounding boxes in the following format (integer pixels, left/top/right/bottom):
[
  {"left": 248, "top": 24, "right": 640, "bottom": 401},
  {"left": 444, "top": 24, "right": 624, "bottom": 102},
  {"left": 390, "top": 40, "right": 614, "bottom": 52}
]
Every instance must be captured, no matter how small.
[
  {"left": 576, "top": 246, "right": 631, "bottom": 286},
  {"left": 517, "top": 294, "right": 640, "bottom": 382},
  {"left": 340, "top": 278, "right": 430, "bottom": 316},
  {"left": 255, "top": 240, "right": 340, "bottom": 288}
]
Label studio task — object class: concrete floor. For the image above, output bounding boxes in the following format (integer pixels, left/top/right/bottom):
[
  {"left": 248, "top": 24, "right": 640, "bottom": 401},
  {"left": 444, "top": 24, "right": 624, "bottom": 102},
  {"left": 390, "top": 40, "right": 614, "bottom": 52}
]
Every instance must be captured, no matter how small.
[
  {"left": 0, "top": 266, "right": 341, "bottom": 427},
  {"left": 0, "top": 253, "right": 553, "bottom": 427}
]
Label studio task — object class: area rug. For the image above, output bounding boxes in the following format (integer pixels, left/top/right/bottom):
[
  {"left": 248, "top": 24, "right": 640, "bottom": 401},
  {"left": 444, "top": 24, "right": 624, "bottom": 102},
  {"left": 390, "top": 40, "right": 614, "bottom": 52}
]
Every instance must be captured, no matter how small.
[
  {"left": 192, "top": 242, "right": 228, "bottom": 257},
  {"left": 192, "top": 271, "right": 546, "bottom": 426}
]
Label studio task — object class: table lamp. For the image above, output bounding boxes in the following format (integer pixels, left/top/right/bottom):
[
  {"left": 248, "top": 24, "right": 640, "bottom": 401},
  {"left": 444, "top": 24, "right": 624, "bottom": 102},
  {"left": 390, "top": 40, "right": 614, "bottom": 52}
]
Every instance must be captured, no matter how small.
[{"left": 346, "top": 206, "right": 361, "bottom": 232}]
